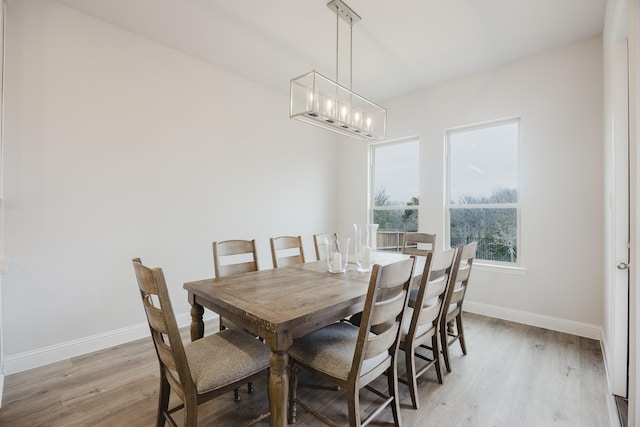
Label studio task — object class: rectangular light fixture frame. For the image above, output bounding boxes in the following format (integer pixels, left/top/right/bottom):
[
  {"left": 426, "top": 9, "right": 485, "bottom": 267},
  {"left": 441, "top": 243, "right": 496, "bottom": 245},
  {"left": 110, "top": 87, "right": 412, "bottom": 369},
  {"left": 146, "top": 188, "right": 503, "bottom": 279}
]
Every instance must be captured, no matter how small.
[{"left": 290, "top": 70, "right": 387, "bottom": 141}]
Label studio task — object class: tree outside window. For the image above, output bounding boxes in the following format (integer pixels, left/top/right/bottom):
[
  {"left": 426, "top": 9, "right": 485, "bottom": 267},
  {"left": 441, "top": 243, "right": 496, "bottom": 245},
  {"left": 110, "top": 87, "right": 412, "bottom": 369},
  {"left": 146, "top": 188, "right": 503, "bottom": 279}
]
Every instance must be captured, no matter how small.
[
  {"left": 371, "top": 140, "right": 419, "bottom": 251},
  {"left": 447, "top": 119, "right": 519, "bottom": 265}
]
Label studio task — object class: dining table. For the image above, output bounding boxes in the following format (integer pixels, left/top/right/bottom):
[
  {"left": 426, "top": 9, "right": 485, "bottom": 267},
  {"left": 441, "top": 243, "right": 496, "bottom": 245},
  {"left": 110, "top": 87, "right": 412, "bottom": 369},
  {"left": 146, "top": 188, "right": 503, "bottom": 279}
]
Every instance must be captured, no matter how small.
[{"left": 183, "top": 251, "right": 423, "bottom": 427}]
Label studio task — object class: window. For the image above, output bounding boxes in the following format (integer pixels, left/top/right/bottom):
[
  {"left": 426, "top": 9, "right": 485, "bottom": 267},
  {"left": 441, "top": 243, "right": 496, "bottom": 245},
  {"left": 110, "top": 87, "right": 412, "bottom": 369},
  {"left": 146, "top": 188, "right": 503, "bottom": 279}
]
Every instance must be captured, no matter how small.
[
  {"left": 446, "top": 119, "right": 519, "bottom": 265},
  {"left": 370, "top": 139, "right": 419, "bottom": 252}
]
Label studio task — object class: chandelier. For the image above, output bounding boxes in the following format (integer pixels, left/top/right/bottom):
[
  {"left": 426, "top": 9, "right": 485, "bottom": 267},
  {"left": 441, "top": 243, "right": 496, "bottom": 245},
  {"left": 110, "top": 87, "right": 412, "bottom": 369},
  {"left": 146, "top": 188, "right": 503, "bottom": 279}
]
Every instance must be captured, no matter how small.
[{"left": 289, "top": 0, "right": 387, "bottom": 141}]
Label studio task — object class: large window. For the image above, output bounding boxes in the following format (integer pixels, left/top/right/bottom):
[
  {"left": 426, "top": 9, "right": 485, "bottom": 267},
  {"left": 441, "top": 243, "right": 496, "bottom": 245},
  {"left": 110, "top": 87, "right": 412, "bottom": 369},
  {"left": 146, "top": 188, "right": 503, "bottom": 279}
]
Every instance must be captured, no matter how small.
[
  {"left": 371, "top": 139, "right": 419, "bottom": 251},
  {"left": 446, "top": 119, "right": 519, "bottom": 265}
]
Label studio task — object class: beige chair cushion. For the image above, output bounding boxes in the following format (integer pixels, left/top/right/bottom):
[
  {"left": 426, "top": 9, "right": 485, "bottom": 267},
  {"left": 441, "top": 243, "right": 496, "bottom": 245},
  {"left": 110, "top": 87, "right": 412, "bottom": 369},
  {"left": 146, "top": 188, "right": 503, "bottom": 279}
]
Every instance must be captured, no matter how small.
[
  {"left": 288, "top": 322, "right": 388, "bottom": 381},
  {"left": 185, "top": 329, "right": 271, "bottom": 394}
]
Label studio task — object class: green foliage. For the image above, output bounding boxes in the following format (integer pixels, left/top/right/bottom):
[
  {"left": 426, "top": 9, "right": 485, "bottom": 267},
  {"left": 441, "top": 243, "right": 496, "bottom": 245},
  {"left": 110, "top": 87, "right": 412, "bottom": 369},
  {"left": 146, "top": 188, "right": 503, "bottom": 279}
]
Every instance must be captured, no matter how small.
[
  {"left": 373, "top": 188, "right": 418, "bottom": 231},
  {"left": 450, "top": 188, "right": 518, "bottom": 263}
]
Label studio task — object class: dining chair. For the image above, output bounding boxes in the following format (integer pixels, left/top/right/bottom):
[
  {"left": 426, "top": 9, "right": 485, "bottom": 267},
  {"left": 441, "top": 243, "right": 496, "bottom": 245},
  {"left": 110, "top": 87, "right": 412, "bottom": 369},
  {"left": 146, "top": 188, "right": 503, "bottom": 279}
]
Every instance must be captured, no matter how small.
[
  {"left": 212, "top": 239, "right": 260, "bottom": 400},
  {"left": 287, "top": 257, "right": 416, "bottom": 427},
  {"left": 213, "top": 239, "right": 259, "bottom": 279},
  {"left": 212, "top": 239, "right": 259, "bottom": 331},
  {"left": 440, "top": 241, "right": 478, "bottom": 372},
  {"left": 131, "top": 258, "right": 271, "bottom": 427},
  {"left": 312, "top": 232, "right": 337, "bottom": 261},
  {"left": 398, "top": 248, "right": 457, "bottom": 409},
  {"left": 269, "top": 235, "right": 305, "bottom": 268},
  {"left": 402, "top": 232, "right": 437, "bottom": 256}
]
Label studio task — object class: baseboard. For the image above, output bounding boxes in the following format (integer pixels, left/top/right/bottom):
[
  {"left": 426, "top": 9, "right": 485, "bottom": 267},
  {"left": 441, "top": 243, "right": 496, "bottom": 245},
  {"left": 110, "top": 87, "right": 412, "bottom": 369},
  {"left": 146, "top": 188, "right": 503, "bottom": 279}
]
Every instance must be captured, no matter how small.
[
  {"left": 3, "top": 312, "right": 218, "bottom": 375},
  {"left": 464, "top": 300, "right": 603, "bottom": 340},
  {"left": 4, "top": 302, "right": 603, "bottom": 375}
]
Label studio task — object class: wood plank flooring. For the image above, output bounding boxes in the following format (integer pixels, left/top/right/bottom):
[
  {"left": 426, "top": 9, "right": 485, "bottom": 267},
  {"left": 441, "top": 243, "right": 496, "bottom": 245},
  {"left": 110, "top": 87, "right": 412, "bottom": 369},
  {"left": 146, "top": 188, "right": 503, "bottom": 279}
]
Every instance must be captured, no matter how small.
[{"left": 0, "top": 313, "right": 615, "bottom": 426}]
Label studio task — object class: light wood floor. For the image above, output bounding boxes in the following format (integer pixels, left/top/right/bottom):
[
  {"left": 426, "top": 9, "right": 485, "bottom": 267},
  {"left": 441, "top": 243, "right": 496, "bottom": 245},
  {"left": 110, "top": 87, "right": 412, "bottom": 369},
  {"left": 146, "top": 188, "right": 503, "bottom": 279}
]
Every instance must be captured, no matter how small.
[{"left": 0, "top": 313, "right": 615, "bottom": 426}]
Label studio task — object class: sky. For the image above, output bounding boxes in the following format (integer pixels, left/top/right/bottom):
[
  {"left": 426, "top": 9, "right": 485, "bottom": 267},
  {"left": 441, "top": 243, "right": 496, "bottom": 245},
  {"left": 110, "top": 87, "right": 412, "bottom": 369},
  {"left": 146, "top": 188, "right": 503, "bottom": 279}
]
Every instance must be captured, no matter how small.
[
  {"left": 448, "top": 120, "right": 518, "bottom": 202},
  {"left": 373, "top": 140, "right": 419, "bottom": 205},
  {"left": 372, "top": 120, "right": 518, "bottom": 206}
]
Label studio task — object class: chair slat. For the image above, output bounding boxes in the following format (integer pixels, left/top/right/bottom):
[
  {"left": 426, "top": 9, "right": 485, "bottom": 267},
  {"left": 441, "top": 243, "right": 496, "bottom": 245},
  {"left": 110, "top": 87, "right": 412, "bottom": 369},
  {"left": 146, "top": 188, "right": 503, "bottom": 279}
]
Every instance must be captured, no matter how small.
[
  {"left": 270, "top": 236, "right": 305, "bottom": 268},
  {"left": 218, "top": 261, "right": 257, "bottom": 277},
  {"left": 402, "top": 232, "right": 436, "bottom": 257},
  {"left": 369, "top": 291, "right": 405, "bottom": 326},
  {"left": 144, "top": 300, "right": 169, "bottom": 334},
  {"left": 364, "top": 325, "right": 398, "bottom": 360},
  {"left": 155, "top": 338, "right": 178, "bottom": 372},
  {"left": 215, "top": 240, "right": 255, "bottom": 257}
]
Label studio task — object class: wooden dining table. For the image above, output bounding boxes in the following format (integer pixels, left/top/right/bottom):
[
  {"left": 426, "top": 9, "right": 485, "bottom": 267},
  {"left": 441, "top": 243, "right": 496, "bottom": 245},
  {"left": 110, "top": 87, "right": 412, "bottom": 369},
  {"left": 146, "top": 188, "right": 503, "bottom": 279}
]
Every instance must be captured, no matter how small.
[{"left": 183, "top": 252, "right": 421, "bottom": 427}]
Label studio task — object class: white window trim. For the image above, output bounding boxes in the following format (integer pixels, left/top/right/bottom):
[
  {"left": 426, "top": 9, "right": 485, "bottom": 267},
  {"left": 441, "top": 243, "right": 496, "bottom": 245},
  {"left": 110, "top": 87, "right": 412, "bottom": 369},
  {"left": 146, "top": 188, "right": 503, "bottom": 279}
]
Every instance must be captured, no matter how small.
[
  {"left": 369, "top": 137, "right": 420, "bottom": 225},
  {"left": 445, "top": 117, "right": 521, "bottom": 267}
]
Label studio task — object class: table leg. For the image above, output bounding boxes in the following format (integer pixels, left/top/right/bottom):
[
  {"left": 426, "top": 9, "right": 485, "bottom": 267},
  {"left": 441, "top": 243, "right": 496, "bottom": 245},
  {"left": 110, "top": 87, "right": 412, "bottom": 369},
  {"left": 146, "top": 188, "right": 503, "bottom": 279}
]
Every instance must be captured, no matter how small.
[
  {"left": 268, "top": 350, "right": 289, "bottom": 427},
  {"left": 189, "top": 302, "right": 204, "bottom": 341}
]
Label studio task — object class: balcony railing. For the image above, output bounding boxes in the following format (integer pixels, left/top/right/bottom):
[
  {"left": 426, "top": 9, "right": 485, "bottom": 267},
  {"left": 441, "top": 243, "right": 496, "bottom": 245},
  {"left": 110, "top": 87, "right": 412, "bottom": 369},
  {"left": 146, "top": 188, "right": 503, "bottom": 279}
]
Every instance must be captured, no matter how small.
[{"left": 376, "top": 229, "right": 517, "bottom": 263}]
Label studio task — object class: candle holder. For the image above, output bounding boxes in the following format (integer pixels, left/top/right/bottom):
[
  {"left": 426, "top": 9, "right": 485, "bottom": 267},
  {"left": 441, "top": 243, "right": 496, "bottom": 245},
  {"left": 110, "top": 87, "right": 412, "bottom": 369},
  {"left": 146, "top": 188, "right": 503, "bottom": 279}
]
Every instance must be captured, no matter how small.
[
  {"left": 354, "top": 223, "right": 378, "bottom": 272},
  {"left": 325, "top": 236, "right": 350, "bottom": 273}
]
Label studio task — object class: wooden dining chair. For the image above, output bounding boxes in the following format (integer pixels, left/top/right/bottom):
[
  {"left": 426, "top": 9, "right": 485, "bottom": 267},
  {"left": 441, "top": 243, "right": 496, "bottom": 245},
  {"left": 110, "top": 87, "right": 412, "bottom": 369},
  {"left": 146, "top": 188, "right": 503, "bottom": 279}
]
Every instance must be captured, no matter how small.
[
  {"left": 213, "top": 239, "right": 259, "bottom": 279},
  {"left": 131, "top": 258, "right": 271, "bottom": 427},
  {"left": 270, "top": 235, "right": 305, "bottom": 268},
  {"left": 212, "top": 239, "right": 260, "bottom": 400},
  {"left": 398, "top": 248, "right": 457, "bottom": 409},
  {"left": 440, "top": 241, "right": 478, "bottom": 372},
  {"left": 287, "top": 257, "right": 416, "bottom": 427},
  {"left": 312, "top": 232, "right": 337, "bottom": 261},
  {"left": 402, "top": 232, "right": 437, "bottom": 256}
]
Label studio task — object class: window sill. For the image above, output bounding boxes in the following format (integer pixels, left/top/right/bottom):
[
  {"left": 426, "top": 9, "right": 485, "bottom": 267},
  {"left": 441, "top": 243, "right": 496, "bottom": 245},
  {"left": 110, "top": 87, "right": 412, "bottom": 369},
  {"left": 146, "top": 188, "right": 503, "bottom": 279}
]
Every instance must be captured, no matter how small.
[{"left": 473, "top": 262, "right": 527, "bottom": 276}]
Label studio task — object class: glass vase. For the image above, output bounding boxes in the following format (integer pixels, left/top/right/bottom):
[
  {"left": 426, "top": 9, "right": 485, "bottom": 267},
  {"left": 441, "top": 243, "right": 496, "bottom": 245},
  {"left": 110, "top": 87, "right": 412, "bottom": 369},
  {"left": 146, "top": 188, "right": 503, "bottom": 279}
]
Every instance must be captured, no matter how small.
[
  {"left": 325, "top": 236, "right": 350, "bottom": 273},
  {"left": 353, "top": 223, "right": 378, "bottom": 272}
]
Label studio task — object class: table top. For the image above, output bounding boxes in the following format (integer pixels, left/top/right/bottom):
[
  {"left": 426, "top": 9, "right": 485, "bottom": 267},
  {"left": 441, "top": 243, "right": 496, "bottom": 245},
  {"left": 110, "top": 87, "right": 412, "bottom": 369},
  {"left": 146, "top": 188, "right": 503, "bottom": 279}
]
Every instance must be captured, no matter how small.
[{"left": 183, "top": 251, "right": 422, "bottom": 346}]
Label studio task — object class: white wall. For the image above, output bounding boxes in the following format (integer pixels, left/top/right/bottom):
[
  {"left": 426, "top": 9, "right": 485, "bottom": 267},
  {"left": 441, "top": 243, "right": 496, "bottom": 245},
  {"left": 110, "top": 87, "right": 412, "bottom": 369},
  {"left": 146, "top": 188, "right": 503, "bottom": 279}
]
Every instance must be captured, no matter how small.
[
  {"left": 2, "top": 0, "right": 338, "bottom": 371},
  {"left": 339, "top": 37, "right": 604, "bottom": 334},
  {"left": 1, "top": 0, "right": 606, "bottom": 374}
]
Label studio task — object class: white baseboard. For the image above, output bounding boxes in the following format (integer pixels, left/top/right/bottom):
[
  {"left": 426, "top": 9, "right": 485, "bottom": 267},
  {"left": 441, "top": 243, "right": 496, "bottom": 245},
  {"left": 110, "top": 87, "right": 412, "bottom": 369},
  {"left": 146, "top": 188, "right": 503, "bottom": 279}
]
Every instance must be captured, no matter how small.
[
  {"left": 3, "top": 302, "right": 603, "bottom": 376},
  {"left": 3, "top": 312, "right": 218, "bottom": 375},
  {"left": 464, "top": 300, "right": 603, "bottom": 340}
]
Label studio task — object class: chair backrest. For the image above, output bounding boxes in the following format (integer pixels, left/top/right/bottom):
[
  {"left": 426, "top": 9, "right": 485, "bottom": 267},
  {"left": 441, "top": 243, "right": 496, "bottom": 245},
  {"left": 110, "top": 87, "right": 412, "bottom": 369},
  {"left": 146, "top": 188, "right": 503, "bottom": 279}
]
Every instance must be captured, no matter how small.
[
  {"left": 443, "top": 242, "right": 478, "bottom": 314},
  {"left": 270, "top": 235, "right": 306, "bottom": 268},
  {"left": 132, "top": 258, "right": 194, "bottom": 397},
  {"left": 350, "top": 257, "right": 415, "bottom": 381},
  {"left": 213, "top": 239, "right": 259, "bottom": 278},
  {"left": 313, "top": 233, "right": 337, "bottom": 261},
  {"left": 406, "top": 248, "right": 457, "bottom": 340},
  {"left": 402, "top": 232, "right": 437, "bottom": 257}
]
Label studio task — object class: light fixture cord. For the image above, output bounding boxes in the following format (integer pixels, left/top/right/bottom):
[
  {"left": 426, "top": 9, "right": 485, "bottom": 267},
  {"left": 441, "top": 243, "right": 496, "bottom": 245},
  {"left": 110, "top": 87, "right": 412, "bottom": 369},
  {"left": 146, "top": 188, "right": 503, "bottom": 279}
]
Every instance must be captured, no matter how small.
[
  {"left": 335, "top": 8, "right": 339, "bottom": 85},
  {"left": 350, "top": 18, "right": 353, "bottom": 91}
]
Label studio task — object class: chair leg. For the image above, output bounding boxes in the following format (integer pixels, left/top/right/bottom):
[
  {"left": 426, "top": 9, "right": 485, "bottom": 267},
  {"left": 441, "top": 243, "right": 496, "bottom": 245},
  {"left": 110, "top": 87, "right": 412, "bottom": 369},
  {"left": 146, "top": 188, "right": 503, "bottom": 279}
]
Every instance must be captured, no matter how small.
[
  {"left": 157, "top": 376, "right": 170, "bottom": 427},
  {"left": 183, "top": 396, "right": 198, "bottom": 427},
  {"left": 432, "top": 334, "right": 443, "bottom": 384},
  {"left": 456, "top": 314, "right": 467, "bottom": 355},
  {"left": 288, "top": 362, "right": 299, "bottom": 424},
  {"left": 387, "top": 364, "right": 402, "bottom": 427},
  {"left": 405, "top": 346, "right": 419, "bottom": 409},
  {"left": 234, "top": 387, "right": 240, "bottom": 401},
  {"left": 248, "top": 381, "right": 255, "bottom": 394},
  {"left": 441, "top": 326, "right": 452, "bottom": 373},
  {"left": 347, "top": 387, "right": 362, "bottom": 427}
]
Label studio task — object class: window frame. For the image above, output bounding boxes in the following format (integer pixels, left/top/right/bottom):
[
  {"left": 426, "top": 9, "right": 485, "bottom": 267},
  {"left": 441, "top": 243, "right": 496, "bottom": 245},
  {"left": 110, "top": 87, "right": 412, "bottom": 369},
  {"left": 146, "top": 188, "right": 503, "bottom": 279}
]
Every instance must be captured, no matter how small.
[
  {"left": 369, "top": 138, "right": 420, "bottom": 251},
  {"left": 445, "top": 118, "right": 521, "bottom": 268}
]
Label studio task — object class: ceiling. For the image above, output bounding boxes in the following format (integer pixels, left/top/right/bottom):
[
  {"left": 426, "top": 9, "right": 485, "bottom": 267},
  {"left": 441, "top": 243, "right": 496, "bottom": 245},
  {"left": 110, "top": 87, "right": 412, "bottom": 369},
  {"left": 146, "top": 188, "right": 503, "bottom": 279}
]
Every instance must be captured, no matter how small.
[{"left": 53, "top": 0, "right": 607, "bottom": 102}]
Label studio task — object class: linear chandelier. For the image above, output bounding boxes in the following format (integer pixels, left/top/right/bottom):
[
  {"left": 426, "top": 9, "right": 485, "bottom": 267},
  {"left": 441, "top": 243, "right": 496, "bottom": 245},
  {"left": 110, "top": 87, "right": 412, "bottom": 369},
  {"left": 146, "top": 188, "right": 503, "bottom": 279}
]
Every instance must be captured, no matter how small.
[{"left": 289, "top": 0, "right": 386, "bottom": 141}]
